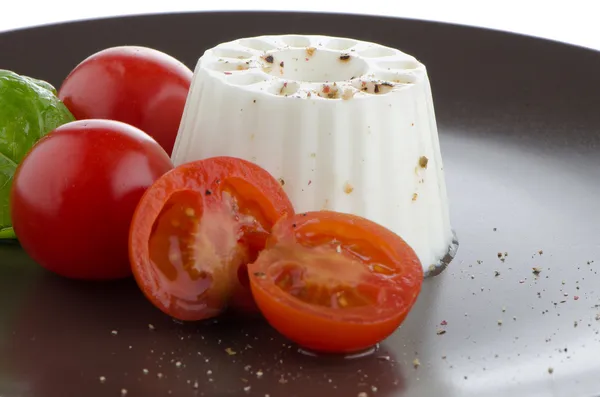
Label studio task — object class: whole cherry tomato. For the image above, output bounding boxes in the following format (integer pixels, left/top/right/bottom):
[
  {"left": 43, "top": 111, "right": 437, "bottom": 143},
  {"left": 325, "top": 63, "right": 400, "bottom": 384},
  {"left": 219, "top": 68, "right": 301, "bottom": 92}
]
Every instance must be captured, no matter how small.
[
  {"left": 10, "top": 119, "right": 173, "bottom": 280},
  {"left": 58, "top": 46, "right": 193, "bottom": 155}
]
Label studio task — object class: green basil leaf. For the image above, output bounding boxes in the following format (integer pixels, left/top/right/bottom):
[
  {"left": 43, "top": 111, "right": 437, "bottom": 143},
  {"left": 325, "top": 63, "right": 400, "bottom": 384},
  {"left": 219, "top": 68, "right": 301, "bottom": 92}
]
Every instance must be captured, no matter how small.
[{"left": 0, "top": 70, "right": 75, "bottom": 239}]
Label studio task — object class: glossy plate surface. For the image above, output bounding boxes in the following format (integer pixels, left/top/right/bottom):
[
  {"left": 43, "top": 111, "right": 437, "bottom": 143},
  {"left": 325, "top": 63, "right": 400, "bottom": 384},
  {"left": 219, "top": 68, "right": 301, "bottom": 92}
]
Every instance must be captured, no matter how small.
[{"left": 1, "top": 11, "right": 599, "bottom": 397}]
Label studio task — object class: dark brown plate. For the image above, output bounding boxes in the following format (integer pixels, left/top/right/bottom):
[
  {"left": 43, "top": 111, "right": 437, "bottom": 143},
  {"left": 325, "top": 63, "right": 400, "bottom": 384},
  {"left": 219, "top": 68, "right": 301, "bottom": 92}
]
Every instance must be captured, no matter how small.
[{"left": 1, "top": 11, "right": 600, "bottom": 397}]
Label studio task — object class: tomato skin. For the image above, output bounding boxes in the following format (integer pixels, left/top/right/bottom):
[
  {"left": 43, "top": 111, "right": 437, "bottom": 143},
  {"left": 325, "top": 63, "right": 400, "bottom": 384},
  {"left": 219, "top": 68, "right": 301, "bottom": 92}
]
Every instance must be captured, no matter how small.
[
  {"left": 58, "top": 46, "right": 193, "bottom": 155},
  {"left": 248, "top": 211, "right": 423, "bottom": 354},
  {"left": 129, "top": 156, "right": 295, "bottom": 322},
  {"left": 10, "top": 119, "right": 173, "bottom": 280}
]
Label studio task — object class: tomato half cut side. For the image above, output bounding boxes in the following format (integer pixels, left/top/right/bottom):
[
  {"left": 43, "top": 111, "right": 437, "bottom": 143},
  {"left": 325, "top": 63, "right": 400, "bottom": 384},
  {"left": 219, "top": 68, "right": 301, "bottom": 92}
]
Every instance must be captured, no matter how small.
[
  {"left": 129, "top": 156, "right": 295, "bottom": 321},
  {"left": 248, "top": 211, "right": 424, "bottom": 354}
]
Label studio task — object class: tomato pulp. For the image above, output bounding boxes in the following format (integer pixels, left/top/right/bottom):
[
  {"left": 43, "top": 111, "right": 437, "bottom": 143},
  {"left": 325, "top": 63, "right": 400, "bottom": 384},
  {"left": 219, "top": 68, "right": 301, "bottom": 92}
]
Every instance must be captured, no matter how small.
[
  {"left": 10, "top": 119, "right": 173, "bottom": 280},
  {"left": 248, "top": 211, "right": 424, "bottom": 354},
  {"left": 58, "top": 46, "right": 193, "bottom": 155},
  {"left": 129, "top": 157, "right": 295, "bottom": 321}
]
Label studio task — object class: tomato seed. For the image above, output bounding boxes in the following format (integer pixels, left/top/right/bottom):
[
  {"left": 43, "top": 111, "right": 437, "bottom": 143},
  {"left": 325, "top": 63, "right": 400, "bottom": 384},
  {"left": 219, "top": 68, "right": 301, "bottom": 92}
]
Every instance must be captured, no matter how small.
[
  {"left": 185, "top": 208, "right": 195, "bottom": 217},
  {"left": 337, "top": 292, "right": 349, "bottom": 307}
]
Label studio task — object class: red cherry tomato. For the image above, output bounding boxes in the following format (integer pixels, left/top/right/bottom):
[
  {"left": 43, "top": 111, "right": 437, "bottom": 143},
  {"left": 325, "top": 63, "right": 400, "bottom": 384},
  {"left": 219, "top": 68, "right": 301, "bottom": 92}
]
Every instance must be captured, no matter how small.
[
  {"left": 58, "top": 46, "right": 193, "bottom": 155},
  {"left": 248, "top": 211, "right": 424, "bottom": 354},
  {"left": 129, "top": 156, "right": 295, "bottom": 322},
  {"left": 10, "top": 119, "right": 173, "bottom": 280}
]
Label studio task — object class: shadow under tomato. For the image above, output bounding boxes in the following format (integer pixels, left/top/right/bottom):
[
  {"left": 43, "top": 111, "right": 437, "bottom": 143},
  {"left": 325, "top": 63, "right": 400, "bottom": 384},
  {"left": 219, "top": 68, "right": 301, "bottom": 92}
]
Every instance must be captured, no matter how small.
[
  {"left": 1, "top": 245, "right": 405, "bottom": 397},
  {"left": 165, "top": 316, "right": 406, "bottom": 397},
  {"left": 1, "top": 251, "right": 166, "bottom": 397}
]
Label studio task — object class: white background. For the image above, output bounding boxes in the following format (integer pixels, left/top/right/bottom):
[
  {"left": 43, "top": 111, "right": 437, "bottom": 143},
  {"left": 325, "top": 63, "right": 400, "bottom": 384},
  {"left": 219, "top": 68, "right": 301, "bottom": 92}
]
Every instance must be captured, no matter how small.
[{"left": 1, "top": 0, "right": 599, "bottom": 51}]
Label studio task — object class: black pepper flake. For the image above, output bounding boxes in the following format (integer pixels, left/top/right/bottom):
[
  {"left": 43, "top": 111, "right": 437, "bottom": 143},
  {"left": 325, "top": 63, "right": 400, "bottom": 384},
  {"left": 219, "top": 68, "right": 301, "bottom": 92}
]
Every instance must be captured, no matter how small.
[
  {"left": 374, "top": 84, "right": 380, "bottom": 94},
  {"left": 339, "top": 54, "right": 351, "bottom": 61},
  {"left": 264, "top": 55, "right": 274, "bottom": 63},
  {"left": 279, "top": 61, "right": 284, "bottom": 67},
  {"left": 292, "top": 223, "right": 297, "bottom": 228},
  {"left": 302, "top": 213, "right": 307, "bottom": 217},
  {"left": 215, "top": 179, "right": 221, "bottom": 184},
  {"left": 278, "top": 178, "right": 285, "bottom": 186},
  {"left": 205, "top": 189, "right": 212, "bottom": 196}
]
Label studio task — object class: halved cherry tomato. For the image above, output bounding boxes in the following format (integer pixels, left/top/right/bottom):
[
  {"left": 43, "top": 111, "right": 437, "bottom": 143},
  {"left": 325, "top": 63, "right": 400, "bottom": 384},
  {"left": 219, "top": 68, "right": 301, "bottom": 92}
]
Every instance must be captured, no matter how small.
[
  {"left": 248, "top": 211, "right": 423, "bottom": 354},
  {"left": 129, "top": 156, "right": 295, "bottom": 321}
]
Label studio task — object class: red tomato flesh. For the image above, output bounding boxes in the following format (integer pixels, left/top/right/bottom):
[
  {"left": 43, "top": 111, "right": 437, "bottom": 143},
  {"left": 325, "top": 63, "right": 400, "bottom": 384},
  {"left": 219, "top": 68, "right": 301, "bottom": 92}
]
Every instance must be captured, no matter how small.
[
  {"left": 129, "top": 157, "right": 295, "bottom": 321},
  {"left": 248, "top": 211, "right": 424, "bottom": 354},
  {"left": 58, "top": 46, "right": 193, "bottom": 155},
  {"left": 10, "top": 119, "right": 173, "bottom": 280}
]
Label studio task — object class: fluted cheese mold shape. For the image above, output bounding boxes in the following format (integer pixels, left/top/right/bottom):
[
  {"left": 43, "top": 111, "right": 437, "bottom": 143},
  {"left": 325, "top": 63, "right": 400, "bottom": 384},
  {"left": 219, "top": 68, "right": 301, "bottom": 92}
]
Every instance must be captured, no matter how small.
[{"left": 172, "top": 34, "right": 458, "bottom": 277}]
